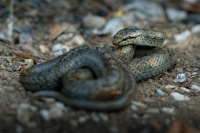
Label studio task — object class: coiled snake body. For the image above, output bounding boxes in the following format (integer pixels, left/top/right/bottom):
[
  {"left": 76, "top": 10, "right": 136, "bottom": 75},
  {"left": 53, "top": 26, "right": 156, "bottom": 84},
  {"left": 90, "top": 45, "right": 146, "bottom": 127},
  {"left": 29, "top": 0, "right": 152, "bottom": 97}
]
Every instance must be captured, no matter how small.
[{"left": 19, "top": 27, "right": 174, "bottom": 110}]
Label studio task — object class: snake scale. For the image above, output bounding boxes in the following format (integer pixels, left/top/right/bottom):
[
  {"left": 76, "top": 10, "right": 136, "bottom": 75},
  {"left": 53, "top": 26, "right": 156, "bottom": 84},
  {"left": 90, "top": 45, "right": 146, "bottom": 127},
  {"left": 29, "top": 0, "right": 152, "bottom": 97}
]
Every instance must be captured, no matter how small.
[{"left": 19, "top": 27, "right": 175, "bottom": 110}]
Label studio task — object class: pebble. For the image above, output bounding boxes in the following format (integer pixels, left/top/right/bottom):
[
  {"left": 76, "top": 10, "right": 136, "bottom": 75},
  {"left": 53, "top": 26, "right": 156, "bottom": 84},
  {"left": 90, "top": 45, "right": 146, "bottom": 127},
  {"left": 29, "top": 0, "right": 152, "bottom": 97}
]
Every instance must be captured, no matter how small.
[
  {"left": 91, "top": 113, "right": 101, "bottom": 123},
  {"left": 191, "top": 85, "right": 200, "bottom": 91},
  {"left": 165, "top": 85, "right": 176, "bottom": 89},
  {"left": 174, "top": 30, "right": 191, "bottom": 42},
  {"left": 156, "top": 89, "right": 165, "bottom": 96},
  {"left": 161, "top": 107, "right": 175, "bottom": 114},
  {"left": 56, "top": 32, "right": 74, "bottom": 43},
  {"left": 70, "top": 35, "right": 85, "bottom": 46},
  {"left": 19, "top": 33, "right": 34, "bottom": 44},
  {"left": 49, "top": 107, "right": 64, "bottom": 119},
  {"left": 16, "top": 103, "right": 37, "bottom": 123},
  {"left": 146, "top": 108, "right": 160, "bottom": 113},
  {"left": 166, "top": 8, "right": 187, "bottom": 22},
  {"left": 180, "top": 86, "right": 190, "bottom": 92},
  {"left": 130, "top": 104, "right": 138, "bottom": 111},
  {"left": 131, "top": 101, "right": 147, "bottom": 108},
  {"left": 98, "top": 113, "right": 109, "bottom": 122},
  {"left": 51, "top": 43, "right": 70, "bottom": 56},
  {"left": 191, "top": 24, "right": 200, "bottom": 33},
  {"left": 78, "top": 115, "right": 89, "bottom": 123},
  {"left": 126, "top": 0, "right": 166, "bottom": 22},
  {"left": 93, "top": 18, "right": 124, "bottom": 35},
  {"left": 174, "top": 73, "right": 186, "bottom": 83},
  {"left": 170, "top": 92, "right": 190, "bottom": 101},
  {"left": 82, "top": 14, "right": 106, "bottom": 29},
  {"left": 39, "top": 109, "right": 50, "bottom": 121},
  {"left": 39, "top": 45, "right": 50, "bottom": 53}
]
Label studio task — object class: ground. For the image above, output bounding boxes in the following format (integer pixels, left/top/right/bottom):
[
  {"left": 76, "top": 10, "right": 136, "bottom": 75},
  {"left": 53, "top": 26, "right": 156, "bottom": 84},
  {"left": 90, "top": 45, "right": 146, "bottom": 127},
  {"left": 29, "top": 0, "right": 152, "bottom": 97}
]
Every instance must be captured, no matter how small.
[{"left": 0, "top": 0, "right": 200, "bottom": 133}]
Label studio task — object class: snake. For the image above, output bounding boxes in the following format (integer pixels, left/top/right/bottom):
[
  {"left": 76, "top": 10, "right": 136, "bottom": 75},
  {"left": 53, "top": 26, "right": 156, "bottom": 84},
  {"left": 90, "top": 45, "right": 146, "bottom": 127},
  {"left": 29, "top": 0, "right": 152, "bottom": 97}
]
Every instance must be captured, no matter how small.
[{"left": 19, "top": 27, "right": 175, "bottom": 110}]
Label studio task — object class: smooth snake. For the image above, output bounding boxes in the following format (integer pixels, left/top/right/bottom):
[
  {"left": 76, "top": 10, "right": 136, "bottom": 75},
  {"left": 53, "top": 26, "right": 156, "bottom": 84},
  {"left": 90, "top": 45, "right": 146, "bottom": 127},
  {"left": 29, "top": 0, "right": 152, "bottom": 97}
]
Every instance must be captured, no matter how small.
[{"left": 19, "top": 27, "right": 175, "bottom": 110}]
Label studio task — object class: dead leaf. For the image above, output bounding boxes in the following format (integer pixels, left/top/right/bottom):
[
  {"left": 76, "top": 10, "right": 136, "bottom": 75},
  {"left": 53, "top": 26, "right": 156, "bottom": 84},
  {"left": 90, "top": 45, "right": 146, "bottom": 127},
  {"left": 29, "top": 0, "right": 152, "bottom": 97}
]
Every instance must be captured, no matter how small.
[
  {"left": 168, "top": 121, "right": 200, "bottom": 133},
  {"left": 48, "top": 23, "right": 70, "bottom": 41},
  {"left": 91, "top": 88, "right": 122, "bottom": 101}
]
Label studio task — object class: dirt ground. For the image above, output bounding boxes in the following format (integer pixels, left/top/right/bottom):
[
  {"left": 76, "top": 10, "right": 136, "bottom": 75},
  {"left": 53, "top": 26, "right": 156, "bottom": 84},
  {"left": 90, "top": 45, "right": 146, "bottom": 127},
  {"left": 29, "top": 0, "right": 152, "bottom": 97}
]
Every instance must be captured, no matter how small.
[{"left": 0, "top": 0, "right": 200, "bottom": 133}]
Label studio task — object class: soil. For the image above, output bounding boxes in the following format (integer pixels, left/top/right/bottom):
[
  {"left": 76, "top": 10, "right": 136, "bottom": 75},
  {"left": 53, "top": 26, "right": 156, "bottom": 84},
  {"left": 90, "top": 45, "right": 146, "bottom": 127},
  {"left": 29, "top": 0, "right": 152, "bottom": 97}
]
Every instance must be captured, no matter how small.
[{"left": 0, "top": 0, "right": 200, "bottom": 133}]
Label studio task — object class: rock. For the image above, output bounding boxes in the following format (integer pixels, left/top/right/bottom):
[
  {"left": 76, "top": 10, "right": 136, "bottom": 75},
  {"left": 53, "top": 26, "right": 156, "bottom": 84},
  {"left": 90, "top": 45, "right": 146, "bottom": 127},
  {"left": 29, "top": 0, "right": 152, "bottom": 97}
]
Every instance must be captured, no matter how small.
[
  {"left": 174, "top": 73, "right": 186, "bottom": 83},
  {"left": 180, "top": 86, "right": 190, "bottom": 92},
  {"left": 165, "top": 85, "right": 176, "bottom": 89},
  {"left": 170, "top": 92, "right": 190, "bottom": 101},
  {"left": 70, "top": 35, "right": 85, "bottom": 46},
  {"left": 130, "top": 104, "right": 138, "bottom": 111},
  {"left": 98, "top": 113, "right": 109, "bottom": 122},
  {"left": 166, "top": 8, "right": 187, "bottom": 22},
  {"left": 39, "top": 45, "right": 50, "bottom": 53},
  {"left": 83, "top": 14, "right": 106, "bottom": 29},
  {"left": 146, "top": 108, "right": 160, "bottom": 113},
  {"left": 19, "top": 33, "right": 34, "bottom": 44},
  {"left": 131, "top": 101, "right": 147, "bottom": 108},
  {"left": 93, "top": 18, "right": 124, "bottom": 35},
  {"left": 174, "top": 30, "right": 191, "bottom": 43},
  {"left": 49, "top": 107, "right": 64, "bottom": 119},
  {"left": 191, "top": 85, "right": 200, "bottom": 91},
  {"left": 39, "top": 109, "right": 50, "bottom": 121},
  {"left": 78, "top": 115, "right": 89, "bottom": 123},
  {"left": 16, "top": 103, "right": 37, "bottom": 123},
  {"left": 191, "top": 24, "right": 200, "bottom": 33},
  {"left": 156, "top": 89, "right": 165, "bottom": 96},
  {"left": 126, "top": 0, "right": 166, "bottom": 22},
  {"left": 51, "top": 43, "right": 70, "bottom": 56},
  {"left": 161, "top": 107, "right": 175, "bottom": 114}
]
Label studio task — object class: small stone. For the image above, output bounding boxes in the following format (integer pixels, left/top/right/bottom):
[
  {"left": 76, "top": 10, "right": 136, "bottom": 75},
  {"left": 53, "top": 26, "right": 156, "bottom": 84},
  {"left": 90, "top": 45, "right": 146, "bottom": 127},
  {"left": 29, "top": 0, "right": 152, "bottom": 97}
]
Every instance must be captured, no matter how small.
[
  {"left": 165, "top": 85, "right": 176, "bottom": 89},
  {"left": 19, "top": 33, "right": 34, "bottom": 44},
  {"left": 166, "top": 8, "right": 187, "bottom": 22},
  {"left": 174, "top": 74, "right": 186, "bottom": 83},
  {"left": 131, "top": 101, "right": 147, "bottom": 108},
  {"left": 99, "top": 113, "right": 109, "bottom": 122},
  {"left": 156, "top": 89, "right": 165, "bottom": 96},
  {"left": 176, "top": 67, "right": 183, "bottom": 73},
  {"left": 39, "top": 109, "right": 50, "bottom": 121},
  {"left": 174, "top": 30, "right": 191, "bottom": 42},
  {"left": 78, "top": 115, "right": 89, "bottom": 123},
  {"left": 180, "top": 86, "right": 190, "bottom": 92},
  {"left": 51, "top": 43, "right": 70, "bottom": 56},
  {"left": 39, "top": 45, "right": 50, "bottom": 53},
  {"left": 170, "top": 92, "right": 190, "bottom": 101},
  {"left": 191, "top": 24, "right": 200, "bottom": 33},
  {"left": 91, "top": 113, "right": 100, "bottom": 123},
  {"left": 83, "top": 14, "right": 106, "bottom": 29},
  {"left": 70, "top": 35, "right": 85, "bottom": 46},
  {"left": 49, "top": 107, "right": 64, "bottom": 119},
  {"left": 161, "top": 107, "right": 175, "bottom": 114},
  {"left": 191, "top": 85, "right": 200, "bottom": 91},
  {"left": 146, "top": 108, "right": 160, "bottom": 113},
  {"left": 130, "top": 104, "right": 138, "bottom": 111}
]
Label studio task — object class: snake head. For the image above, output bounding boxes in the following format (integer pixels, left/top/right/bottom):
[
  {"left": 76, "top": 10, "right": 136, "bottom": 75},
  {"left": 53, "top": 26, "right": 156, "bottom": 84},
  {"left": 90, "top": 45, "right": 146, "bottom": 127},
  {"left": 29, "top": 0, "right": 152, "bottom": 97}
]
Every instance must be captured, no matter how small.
[{"left": 113, "top": 26, "right": 166, "bottom": 47}]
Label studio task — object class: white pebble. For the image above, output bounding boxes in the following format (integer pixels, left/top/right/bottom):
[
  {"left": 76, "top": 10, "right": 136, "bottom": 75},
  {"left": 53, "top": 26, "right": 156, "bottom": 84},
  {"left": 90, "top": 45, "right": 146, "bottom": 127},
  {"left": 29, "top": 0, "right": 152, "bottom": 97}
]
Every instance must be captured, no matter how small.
[
  {"left": 131, "top": 101, "right": 147, "bottom": 108},
  {"left": 191, "top": 24, "right": 200, "bottom": 33},
  {"left": 180, "top": 86, "right": 190, "bottom": 92},
  {"left": 78, "top": 115, "right": 89, "bottom": 123},
  {"left": 161, "top": 107, "right": 175, "bottom": 114},
  {"left": 191, "top": 85, "right": 200, "bottom": 91},
  {"left": 51, "top": 43, "right": 69, "bottom": 56},
  {"left": 165, "top": 85, "right": 175, "bottom": 89},
  {"left": 170, "top": 92, "right": 190, "bottom": 101},
  {"left": 39, "top": 109, "right": 50, "bottom": 121},
  {"left": 156, "top": 89, "right": 164, "bottom": 96},
  {"left": 174, "top": 30, "right": 191, "bottom": 42},
  {"left": 130, "top": 104, "right": 138, "bottom": 111},
  {"left": 99, "top": 113, "right": 109, "bottom": 122},
  {"left": 83, "top": 14, "right": 106, "bottom": 29},
  {"left": 174, "top": 73, "right": 186, "bottom": 83},
  {"left": 49, "top": 107, "right": 64, "bottom": 119},
  {"left": 166, "top": 8, "right": 187, "bottom": 22}
]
